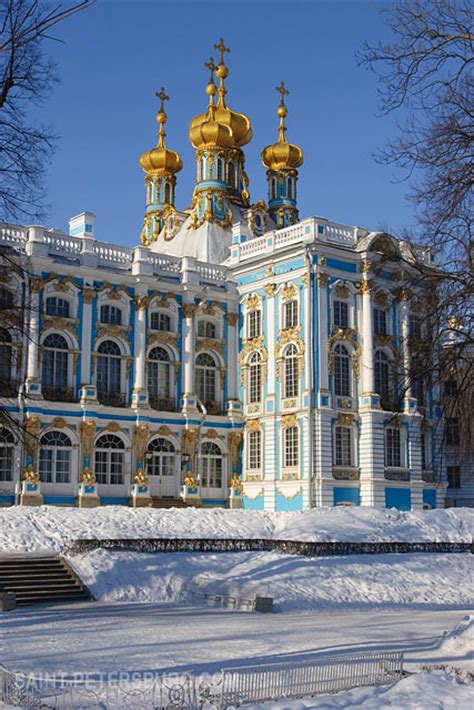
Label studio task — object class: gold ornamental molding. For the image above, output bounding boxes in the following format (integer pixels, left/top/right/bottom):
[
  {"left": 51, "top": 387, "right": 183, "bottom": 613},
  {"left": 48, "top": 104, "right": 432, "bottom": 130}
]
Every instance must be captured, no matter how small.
[
  {"left": 281, "top": 414, "right": 297, "bottom": 428},
  {"left": 375, "top": 334, "right": 392, "bottom": 348},
  {"left": 337, "top": 413, "right": 356, "bottom": 427},
  {"left": 79, "top": 420, "right": 96, "bottom": 461},
  {"left": 277, "top": 486, "right": 302, "bottom": 500},
  {"left": 334, "top": 284, "right": 350, "bottom": 300},
  {"left": 182, "top": 303, "right": 198, "bottom": 319},
  {"left": 245, "top": 418, "right": 261, "bottom": 432},
  {"left": 245, "top": 293, "right": 261, "bottom": 311},
  {"left": 395, "top": 286, "right": 412, "bottom": 302},
  {"left": 157, "top": 424, "right": 173, "bottom": 437},
  {"left": 82, "top": 287, "right": 95, "bottom": 304},
  {"left": 301, "top": 273, "right": 309, "bottom": 288},
  {"left": 24, "top": 415, "right": 41, "bottom": 457},
  {"left": 374, "top": 290, "right": 389, "bottom": 307},
  {"left": 96, "top": 324, "right": 131, "bottom": 341},
  {"left": 134, "top": 295, "right": 150, "bottom": 310},
  {"left": 50, "top": 416, "right": 68, "bottom": 429},
  {"left": 182, "top": 428, "right": 197, "bottom": 457},
  {"left": 355, "top": 279, "right": 374, "bottom": 295},
  {"left": 132, "top": 423, "right": 149, "bottom": 462},
  {"left": 30, "top": 278, "right": 42, "bottom": 294},
  {"left": 148, "top": 331, "right": 179, "bottom": 348},
  {"left": 317, "top": 271, "right": 330, "bottom": 287},
  {"left": 264, "top": 283, "right": 276, "bottom": 298},
  {"left": 360, "top": 259, "right": 373, "bottom": 274},
  {"left": 228, "top": 430, "right": 243, "bottom": 467},
  {"left": 226, "top": 312, "right": 238, "bottom": 327},
  {"left": 196, "top": 338, "right": 224, "bottom": 355},
  {"left": 281, "top": 283, "right": 297, "bottom": 302},
  {"left": 42, "top": 316, "right": 78, "bottom": 336},
  {"left": 103, "top": 421, "right": 123, "bottom": 434}
]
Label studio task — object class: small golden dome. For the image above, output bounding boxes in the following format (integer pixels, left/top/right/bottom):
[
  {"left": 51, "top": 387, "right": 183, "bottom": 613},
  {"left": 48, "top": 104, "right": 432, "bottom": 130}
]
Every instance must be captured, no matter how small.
[
  {"left": 261, "top": 81, "right": 303, "bottom": 172},
  {"left": 189, "top": 41, "right": 252, "bottom": 150},
  {"left": 139, "top": 88, "right": 183, "bottom": 175},
  {"left": 189, "top": 59, "right": 234, "bottom": 150}
]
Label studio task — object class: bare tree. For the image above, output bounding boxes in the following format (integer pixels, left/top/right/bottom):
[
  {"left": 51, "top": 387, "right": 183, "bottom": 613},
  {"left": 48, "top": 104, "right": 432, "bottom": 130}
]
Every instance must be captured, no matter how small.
[
  {"left": 359, "top": 0, "right": 474, "bottom": 479},
  {"left": 0, "top": 0, "right": 94, "bottom": 221}
]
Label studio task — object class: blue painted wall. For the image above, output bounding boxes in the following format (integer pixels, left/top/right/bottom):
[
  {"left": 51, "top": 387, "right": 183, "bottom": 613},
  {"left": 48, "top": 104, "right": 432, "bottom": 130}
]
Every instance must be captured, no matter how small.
[
  {"left": 385, "top": 487, "right": 411, "bottom": 511},
  {"left": 333, "top": 487, "right": 360, "bottom": 506}
]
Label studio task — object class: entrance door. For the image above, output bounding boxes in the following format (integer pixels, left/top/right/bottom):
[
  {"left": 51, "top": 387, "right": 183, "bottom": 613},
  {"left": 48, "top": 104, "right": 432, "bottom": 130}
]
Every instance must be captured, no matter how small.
[{"left": 147, "top": 437, "right": 177, "bottom": 498}]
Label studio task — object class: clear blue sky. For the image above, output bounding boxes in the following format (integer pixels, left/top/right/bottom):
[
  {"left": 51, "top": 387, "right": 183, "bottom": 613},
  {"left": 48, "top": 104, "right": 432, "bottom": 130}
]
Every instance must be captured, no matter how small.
[{"left": 36, "top": 0, "right": 414, "bottom": 246}]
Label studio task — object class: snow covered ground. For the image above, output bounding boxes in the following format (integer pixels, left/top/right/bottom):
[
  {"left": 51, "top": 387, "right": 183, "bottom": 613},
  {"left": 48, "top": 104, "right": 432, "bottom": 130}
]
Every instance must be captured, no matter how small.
[
  {"left": 0, "top": 505, "right": 472, "bottom": 553},
  {"left": 69, "top": 549, "right": 474, "bottom": 612},
  {"left": 0, "top": 604, "right": 470, "bottom": 676}
]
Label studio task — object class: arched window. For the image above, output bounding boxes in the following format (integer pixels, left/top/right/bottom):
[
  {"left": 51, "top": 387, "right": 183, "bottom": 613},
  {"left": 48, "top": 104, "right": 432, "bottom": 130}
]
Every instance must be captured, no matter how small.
[
  {"left": 39, "top": 431, "right": 72, "bottom": 484},
  {"left": 227, "top": 161, "right": 236, "bottom": 188},
  {"left": 147, "top": 347, "right": 171, "bottom": 403},
  {"left": 375, "top": 350, "right": 390, "bottom": 403},
  {"left": 46, "top": 297, "right": 70, "bottom": 318},
  {"left": 164, "top": 182, "right": 171, "bottom": 204},
  {"left": 199, "top": 156, "right": 206, "bottom": 181},
  {"left": 42, "top": 334, "right": 68, "bottom": 396},
  {"left": 334, "top": 426, "right": 352, "bottom": 467},
  {"left": 100, "top": 304, "right": 122, "bottom": 325},
  {"left": 248, "top": 352, "right": 262, "bottom": 404},
  {"left": 147, "top": 437, "right": 175, "bottom": 478},
  {"left": 287, "top": 177, "right": 293, "bottom": 200},
  {"left": 254, "top": 213, "right": 262, "bottom": 230},
  {"left": 271, "top": 177, "right": 277, "bottom": 201},
  {"left": 217, "top": 158, "right": 224, "bottom": 181},
  {"left": 94, "top": 434, "right": 125, "bottom": 485},
  {"left": 0, "top": 287, "right": 14, "bottom": 311},
  {"left": 373, "top": 307, "right": 387, "bottom": 335},
  {"left": 201, "top": 441, "right": 223, "bottom": 488},
  {"left": 284, "top": 344, "right": 299, "bottom": 399},
  {"left": 0, "top": 429, "right": 14, "bottom": 481},
  {"left": 197, "top": 320, "right": 216, "bottom": 339},
  {"left": 248, "top": 430, "right": 261, "bottom": 470},
  {"left": 150, "top": 312, "right": 171, "bottom": 332},
  {"left": 283, "top": 300, "right": 298, "bottom": 329},
  {"left": 247, "top": 309, "right": 261, "bottom": 339},
  {"left": 333, "top": 300, "right": 349, "bottom": 328},
  {"left": 283, "top": 426, "right": 299, "bottom": 468},
  {"left": 96, "top": 340, "right": 122, "bottom": 401},
  {"left": 195, "top": 353, "right": 217, "bottom": 404},
  {"left": 334, "top": 344, "right": 350, "bottom": 397},
  {"left": 0, "top": 328, "right": 12, "bottom": 385}
]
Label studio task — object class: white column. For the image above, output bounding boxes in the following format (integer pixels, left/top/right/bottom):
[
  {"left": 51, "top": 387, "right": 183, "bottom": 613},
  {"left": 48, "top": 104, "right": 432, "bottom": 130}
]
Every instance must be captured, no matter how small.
[
  {"left": 25, "top": 279, "right": 41, "bottom": 398},
  {"left": 400, "top": 297, "right": 413, "bottom": 399},
  {"left": 181, "top": 301, "right": 197, "bottom": 413},
  {"left": 361, "top": 280, "right": 375, "bottom": 395},
  {"left": 317, "top": 272, "right": 329, "bottom": 399},
  {"left": 132, "top": 294, "right": 148, "bottom": 407},
  {"left": 80, "top": 288, "right": 94, "bottom": 386},
  {"left": 226, "top": 311, "right": 239, "bottom": 402}
]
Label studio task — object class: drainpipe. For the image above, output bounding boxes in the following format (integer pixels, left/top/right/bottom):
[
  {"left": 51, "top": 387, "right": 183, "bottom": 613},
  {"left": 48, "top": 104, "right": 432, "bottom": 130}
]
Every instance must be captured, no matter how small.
[
  {"left": 14, "top": 383, "right": 25, "bottom": 506},
  {"left": 195, "top": 397, "right": 207, "bottom": 493}
]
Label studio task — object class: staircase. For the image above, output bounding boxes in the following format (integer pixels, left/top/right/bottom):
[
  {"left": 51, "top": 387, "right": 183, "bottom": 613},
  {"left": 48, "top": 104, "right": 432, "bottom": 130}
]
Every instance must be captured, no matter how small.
[
  {"left": 151, "top": 497, "right": 192, "bottom": 509},
  {"left": 0, "top": 555, "right": 93, "bottom": 606}
]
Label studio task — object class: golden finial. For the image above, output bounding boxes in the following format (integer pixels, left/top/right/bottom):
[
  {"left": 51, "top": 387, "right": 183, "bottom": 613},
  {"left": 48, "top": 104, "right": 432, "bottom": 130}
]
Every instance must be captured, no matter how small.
[
  {"left": 214, "top": 38, "right": 230, "bottom": 98},
  {"left": 155, "top": 86, "right": 169, "bottom": 146},
  {"left": 204, "top": 56, "right": 217, "bottom": 106},
  {"left": 276, "top": 81, "right": 289, "bottom": 143}
]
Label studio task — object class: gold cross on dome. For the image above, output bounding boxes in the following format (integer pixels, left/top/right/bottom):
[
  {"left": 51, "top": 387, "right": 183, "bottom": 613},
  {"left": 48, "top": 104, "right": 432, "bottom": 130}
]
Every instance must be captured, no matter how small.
[
  {"left": 276, "top": 81, "right": 289, "bottom": 100},
  {"left": 214, "top": 37, "right": 230, "bottom": 64},
  {"left": 205, "top": 56, "right": 216, "bottom": 76},
  {"left": 155, "top": 87, "right": 169, "bottom": 111}
]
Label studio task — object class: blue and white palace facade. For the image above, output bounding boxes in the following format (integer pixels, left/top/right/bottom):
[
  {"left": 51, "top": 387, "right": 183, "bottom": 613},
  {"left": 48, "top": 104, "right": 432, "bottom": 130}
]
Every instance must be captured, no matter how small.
[{"left": 0, "top": 41, "right": 446, "bottom": 511}]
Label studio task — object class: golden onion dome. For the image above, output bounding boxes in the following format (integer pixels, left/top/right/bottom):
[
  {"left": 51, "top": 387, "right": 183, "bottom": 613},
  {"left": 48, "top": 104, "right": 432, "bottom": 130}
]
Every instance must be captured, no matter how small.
[
  {"left": 189, "top": 68, "right": 234, "bottom": 149},
  {"left": 139, "top": 88, "right": 183, "bottom": 175},
  {"left": 189, "top": 41, "right": 252, "bottom": 150},
  {"left": 261, "top": 81, "right": 303, "bottom": 172}
]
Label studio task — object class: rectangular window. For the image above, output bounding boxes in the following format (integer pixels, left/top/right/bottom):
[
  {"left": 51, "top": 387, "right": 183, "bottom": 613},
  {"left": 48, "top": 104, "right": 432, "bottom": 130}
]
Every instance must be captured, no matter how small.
[
  {"left": 421, "top": 433, "right": 430, "bottom": 471},
  {"left": 334, "top": 426, "right": 352, "bottom": 467},
  {"left": 283, "top": 301, "right": 298, "bottom": 329},
  {"left": 409, "top": 316, "right": 422, "bottom": 340},
  {"left": 446, "top": 418, "right": 460, "bottom": 446},
  {"left": 100, "top": 305, "right": 122, "bottom": 325},
  {"left": 447, "top": 465, "right": 461, "bottom": 489},
  {"left": 284, "top": 426, "right": 299, "bottom": 468},
  {"left": 248, "top": 430, "right": 261, "bottom": 470},
  {"left": 39, "top": 450, "right": 53, "bottom": 483},
  {"left": 248, "top": 310, "right": 261, "bottom": 339},
  {"left": 0, "top": 445, "right": 13, "bottom": 481},
  {"left": 333, "top": 301, "right": 349, "bottom": 328},
  {"left": 150, "top": 312, "right": 171, "bottom": 332},
  {"left": 55, "top": 449, "right": 71, "bottom": 483},
  {"left": 374, "top": 308, "right": 387, "bottom": 335},
  {"left": 385, "top": 428, "right": 401, "bottom": 468}
]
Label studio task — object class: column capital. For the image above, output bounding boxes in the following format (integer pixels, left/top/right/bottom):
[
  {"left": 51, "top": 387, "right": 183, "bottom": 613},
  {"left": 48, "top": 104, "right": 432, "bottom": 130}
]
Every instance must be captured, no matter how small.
[
  {"left": 317, "top": 271, "right": 330, "bottom": 287},
  {"left": 226, "top": 312, "right": 238, "bottom": 327},
  {"left": 356, "top": 279, "right": 374, "bottom": 295},
  {"left": 182, "top": 303, "right": 198, "bottom": 318}
]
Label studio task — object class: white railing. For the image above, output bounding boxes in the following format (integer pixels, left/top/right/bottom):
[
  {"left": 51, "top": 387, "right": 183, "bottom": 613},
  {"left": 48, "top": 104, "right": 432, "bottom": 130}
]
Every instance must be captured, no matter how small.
[
  {"left": 326, "top": 222, "right": 356, "bottom": 246},
  {"left": 43, "top": 232, "right": 83, "bottom": 255},
  {"left": 0, "top": 651, "right": 404, "bottom": 709},
  {"left": 0, "top": 224, "right": 27, "bottom": 249},
  {"left": 239, "top": 234, "right": 268, "bottom": 258},
  {"left": 221, "top": 651, "right": 404, "bottom": 707},
  {"left": 196, "top": 263, "right": 228, "bottom": 283},
  {"left": 93, "top": 241, "right": 133, "bottom": 266},
  {"left": 146, "top": 253, "right": 182, "bottom": 274}
]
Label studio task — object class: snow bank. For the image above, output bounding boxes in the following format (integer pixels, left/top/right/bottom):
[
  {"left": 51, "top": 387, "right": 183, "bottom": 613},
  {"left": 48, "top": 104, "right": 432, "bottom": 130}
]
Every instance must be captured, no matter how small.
[
  {"left": 242, "top": 671, "right": 473, "bottom": 709},
  {"left": 69, "top": 549, "right": 473, "bottom": 612},
  {"left": 0, "top": 505, "right": 472, "bottom": 552}
]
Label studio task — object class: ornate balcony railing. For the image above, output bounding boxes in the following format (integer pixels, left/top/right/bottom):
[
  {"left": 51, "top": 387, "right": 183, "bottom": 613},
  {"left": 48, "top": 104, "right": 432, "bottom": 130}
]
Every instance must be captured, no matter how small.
[
  {"left": 97, "top": 391, "right": 126, "bottom": 407},
  {"left": 42, "top": 385, "right": 76, "bottom": 403},
  {"left": 202, "top": 399, "right": 225, "bottom": 416},
  {"left": 149, "top": 395, "right": 177, "bottom": 412}
]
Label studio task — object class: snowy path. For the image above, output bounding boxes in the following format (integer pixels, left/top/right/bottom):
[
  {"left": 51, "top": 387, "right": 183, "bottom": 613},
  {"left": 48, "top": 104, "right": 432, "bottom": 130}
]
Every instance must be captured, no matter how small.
[{"left": 0, "top": 603, "right": 471, "bottom": 677}]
